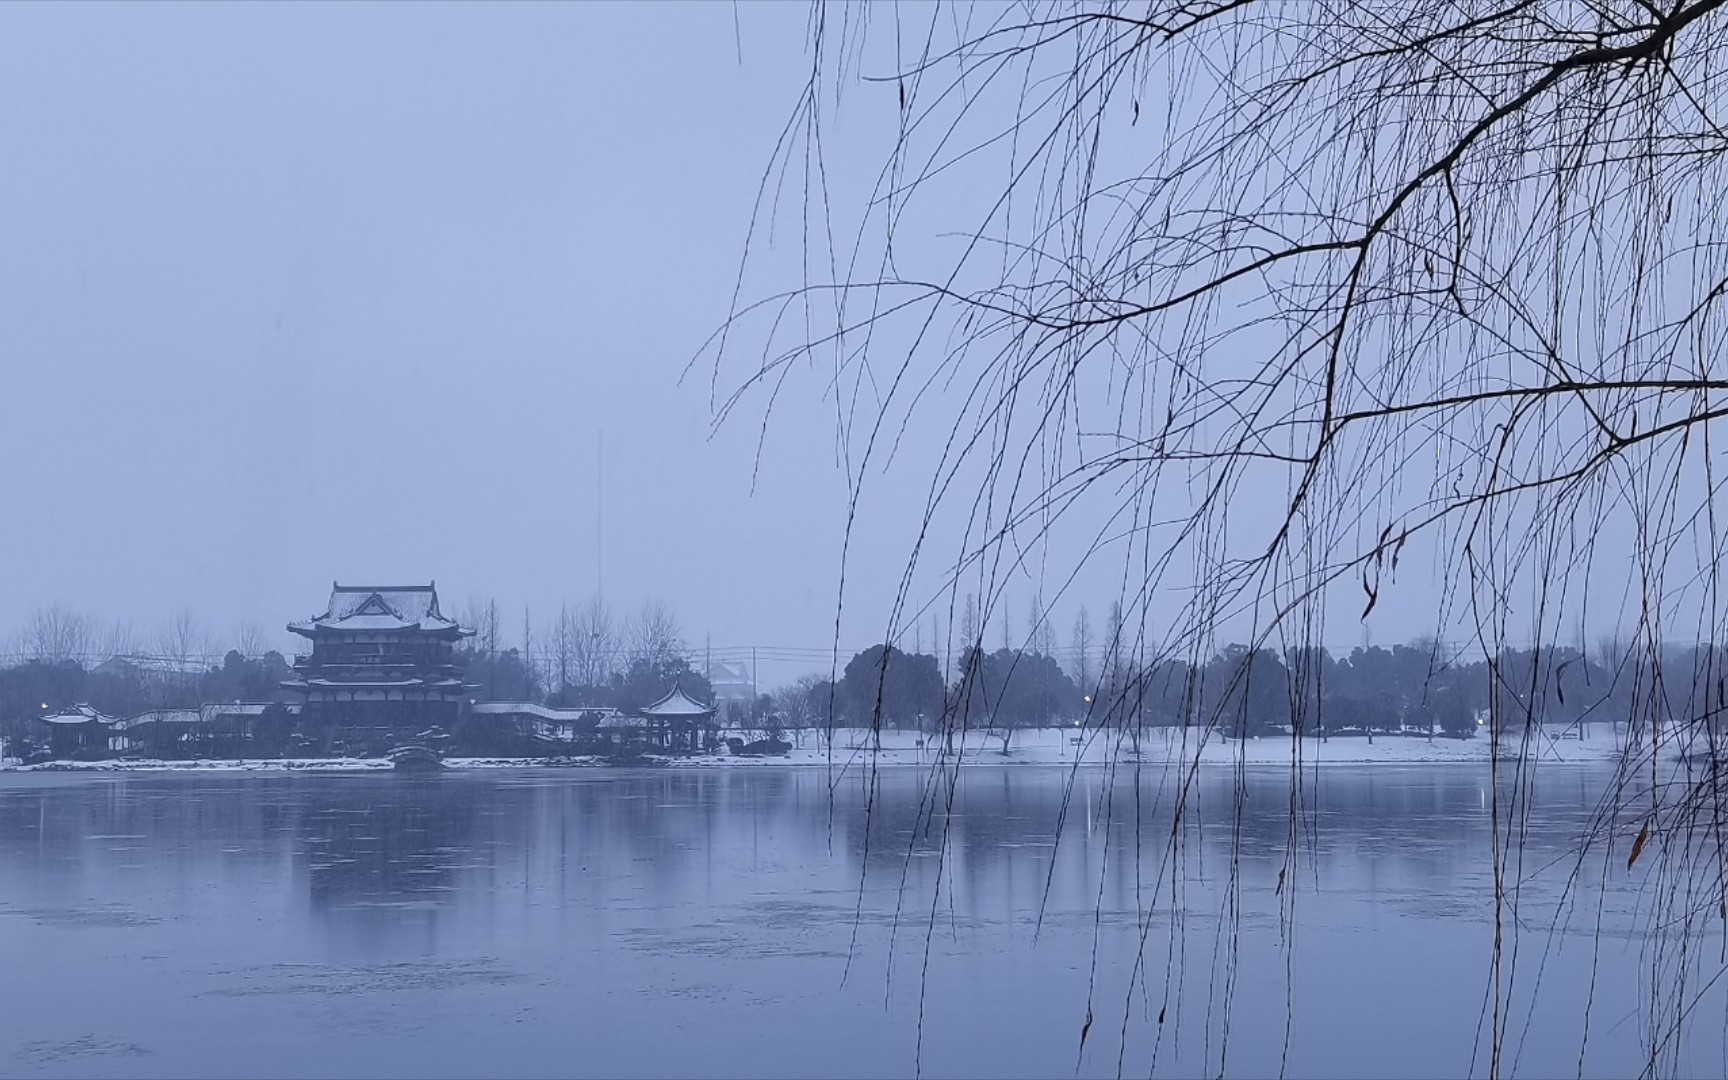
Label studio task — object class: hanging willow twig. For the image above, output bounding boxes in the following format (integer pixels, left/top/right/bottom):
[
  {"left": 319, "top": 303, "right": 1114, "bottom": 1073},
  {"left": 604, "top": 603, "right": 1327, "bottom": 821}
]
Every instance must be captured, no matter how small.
[{"left": 707, "top": 3, "right": 1728, "bottom": 1076}]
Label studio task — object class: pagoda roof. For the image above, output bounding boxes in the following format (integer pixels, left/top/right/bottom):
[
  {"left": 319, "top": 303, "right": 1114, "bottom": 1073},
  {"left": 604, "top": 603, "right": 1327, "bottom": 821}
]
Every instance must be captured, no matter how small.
[
  {"left": 639, "top": 685, "right": 716, "bottom": 717},
  {"left": 287, "top": 676, "right": 469, "bottom": 690},
  {"left": 38, "top": 704, "right": 120, "bottom": 727},
  {"left": 288, "top": 582, "right": 471, "bottom": 637},
  {"left": 470, "top": 702, "right": 618, "bottom": 723}
]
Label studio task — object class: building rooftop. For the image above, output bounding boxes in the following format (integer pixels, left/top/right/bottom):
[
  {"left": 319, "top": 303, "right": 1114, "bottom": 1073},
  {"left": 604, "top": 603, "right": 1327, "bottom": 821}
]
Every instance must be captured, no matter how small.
[
  {"left": 285, "top": 677, "right": 468, "bottom": 690},
  {"left": 116, "top": 704, "right": 299, "bottom": 729},
  {"left": 95, "top": 655, "right": 211, "bottom": 677},
  {"left": 639, "top": 685, "right": 716, "bottom": 717},
  {"left": 38, "top": 704, "right": 120, "bottom": 726},
  {"left": 288, "top": 582, "right": 471, "bottom": 638},
  {"left": 470, "top": 702, "right": 619, "bottom": 723},
  {"left": 118, "top": 708, "right": 202, "bottom": 728}
]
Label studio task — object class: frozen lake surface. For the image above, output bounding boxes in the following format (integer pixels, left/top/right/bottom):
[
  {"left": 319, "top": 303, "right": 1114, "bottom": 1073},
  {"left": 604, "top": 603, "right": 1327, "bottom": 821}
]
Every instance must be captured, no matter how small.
[{"left": 0, "top": 763, "right": 1721, "bottom": 1078}]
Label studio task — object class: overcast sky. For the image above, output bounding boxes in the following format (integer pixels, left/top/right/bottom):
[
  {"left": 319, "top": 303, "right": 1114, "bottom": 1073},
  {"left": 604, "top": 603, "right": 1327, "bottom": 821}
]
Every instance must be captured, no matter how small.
[
  {"left": 1, "top": 2, "right": 1650, "bottom": 686},
  {"left": 0, "top": 2, "right": 897, "bottom": 677}
]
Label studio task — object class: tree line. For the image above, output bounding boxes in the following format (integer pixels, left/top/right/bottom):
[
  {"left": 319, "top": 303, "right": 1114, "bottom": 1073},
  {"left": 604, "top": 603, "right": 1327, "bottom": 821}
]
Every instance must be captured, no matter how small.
[
  {"left": 0, "top": 596, "right": 714, "bottom": 728},
  {"left": 774, "top": 636, "right": 1705, "bottom": 746},
  {"left": 3, "top": 597, "right": 1711, "bottom": 750},
  {"left": 451, "top": 596, "right": 713, "bottom": 713}
]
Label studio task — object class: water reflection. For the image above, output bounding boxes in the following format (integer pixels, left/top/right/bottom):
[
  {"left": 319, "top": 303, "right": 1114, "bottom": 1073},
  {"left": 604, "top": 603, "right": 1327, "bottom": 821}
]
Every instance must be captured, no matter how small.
[
  {"left": 0, "top": 765, "right": 1637, "bottom": 941},
  {"left": 0, "top": 764, "right": 1709, "bottom": 1079}
]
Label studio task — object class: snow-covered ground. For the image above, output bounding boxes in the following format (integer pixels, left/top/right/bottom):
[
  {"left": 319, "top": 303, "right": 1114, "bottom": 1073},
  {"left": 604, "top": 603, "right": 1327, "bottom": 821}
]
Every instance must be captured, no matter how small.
[
  {"left": 670, "top": 724, "right": 1634, "bottom": 769},
  {"left": 0, "top": 756, "right": 398, "bottom": 773},
  {"left": 0, "top": 724, "right": 1642, "bottom": 773}
]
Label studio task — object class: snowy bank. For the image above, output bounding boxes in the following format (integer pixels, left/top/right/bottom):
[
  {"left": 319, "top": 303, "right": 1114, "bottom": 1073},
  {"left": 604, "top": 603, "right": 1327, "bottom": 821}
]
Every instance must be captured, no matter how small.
[
  {"left": 0, "top": 725, "right": 1639, "bottom": 773},
  {"left": 660, "top": 725, "right": 1631, "bottom": 769}
]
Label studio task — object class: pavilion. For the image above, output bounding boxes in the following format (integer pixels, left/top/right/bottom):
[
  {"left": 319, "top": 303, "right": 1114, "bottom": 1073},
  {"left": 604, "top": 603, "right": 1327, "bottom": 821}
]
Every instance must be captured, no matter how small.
[
  {"left": 32, "top": 705, "right": 123, "bottom": 758},
  {"left": 638, "top": 684, "right": 719, "bottom": 753}
]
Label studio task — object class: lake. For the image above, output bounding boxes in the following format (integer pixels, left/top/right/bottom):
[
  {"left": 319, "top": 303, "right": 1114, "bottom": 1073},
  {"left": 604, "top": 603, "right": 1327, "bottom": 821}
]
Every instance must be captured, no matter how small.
[{"left": 0, "top": 762, "right": 1719, "bottom": 1078}]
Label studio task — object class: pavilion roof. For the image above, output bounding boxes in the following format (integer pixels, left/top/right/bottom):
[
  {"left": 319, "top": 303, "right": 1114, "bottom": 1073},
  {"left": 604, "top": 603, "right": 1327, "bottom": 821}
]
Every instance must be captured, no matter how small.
[
  {"left": 639, "top": 685, "right": 716, "bottom": 717},
  {"left": 289, "top": 582, "right": 470, "bottom": 637},
  {"left": 38, "top": 704, "right": 120, "bottom": 726}
]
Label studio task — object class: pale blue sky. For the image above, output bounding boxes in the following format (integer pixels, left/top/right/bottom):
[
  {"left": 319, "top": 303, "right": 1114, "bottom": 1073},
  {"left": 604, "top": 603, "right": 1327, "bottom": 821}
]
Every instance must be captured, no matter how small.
[
  {"left": 0, "top": 2, "right": 1625, "bottom": 683},
  {"left": 0, "top": 2, "right": 881, "bottom": 676}
]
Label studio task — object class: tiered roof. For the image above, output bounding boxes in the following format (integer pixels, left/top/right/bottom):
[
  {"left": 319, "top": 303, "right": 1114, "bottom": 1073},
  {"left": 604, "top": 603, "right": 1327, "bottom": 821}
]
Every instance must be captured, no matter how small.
[
  {"left": 469, "top": 703, "right": 618, "bottom": 723},
  {"left": 38, "top": 704, "right": 120, "bottom": 727},
  {"left": 639, "top": 685, "right": 716, "bottom": 718},
  {"left": 288, "top": 582, "right": 470, "bottom": 637}
]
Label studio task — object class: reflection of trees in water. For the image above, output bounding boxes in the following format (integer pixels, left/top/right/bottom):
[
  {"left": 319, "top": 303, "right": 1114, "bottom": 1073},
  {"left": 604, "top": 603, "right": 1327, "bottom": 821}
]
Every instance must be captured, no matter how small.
[
  {"left": 816, "top": 766, "right": 1616, "bottom": 929},
  {"left": 294, "top": 769, "right": 834, "bottom": 921},
  {"left": 297, "top": 778, "right": 487, "bottom": 910},
  {"left": 528, "top": 769, "right": 813, "bottom": 897},
  {"left": 0, "top": 771, "right": 837, "bottom": 927},
  {"left": 0, "top": 767, "right": 1623, "bottom": 958},
  {"left": 292, "top": 774, "right": 770, "bottom": 917},
  {"left": 0, "top": 777, "right": 301, "bottom": 882}
]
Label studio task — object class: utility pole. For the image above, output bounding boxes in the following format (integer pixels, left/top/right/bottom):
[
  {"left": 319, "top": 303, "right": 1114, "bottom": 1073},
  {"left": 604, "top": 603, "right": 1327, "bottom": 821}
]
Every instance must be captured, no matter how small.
[
  {"left": 522, "top": 606, "right": 534, "bottom": 701},
  {"left": 596, "top": 429, "right": 604, "bottom": 600}
]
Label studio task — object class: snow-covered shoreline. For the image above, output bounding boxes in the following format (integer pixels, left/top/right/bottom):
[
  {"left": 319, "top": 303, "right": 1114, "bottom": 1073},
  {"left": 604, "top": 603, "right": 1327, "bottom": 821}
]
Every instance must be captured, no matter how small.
[{"left": 0, "top": 725, "right": 1639, "bottom": 773}]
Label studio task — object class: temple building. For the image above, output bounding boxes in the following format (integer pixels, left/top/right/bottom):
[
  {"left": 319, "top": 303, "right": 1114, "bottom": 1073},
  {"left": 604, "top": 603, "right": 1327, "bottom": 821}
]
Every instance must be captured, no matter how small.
[
  {"left": 639, "top": 684, "right": 719, "bottom": 752},
  {"left": 1, "top": 581, "right": 735, "bottom": 764},
  {"left": 33, "top": 705, "right": 123, "bottom": 759},
  {"left": 284, "top": 582, "right": 474, "bottom": 746},
  {"left": 707, "top": 659, "right": 754, "bottom": 712}
]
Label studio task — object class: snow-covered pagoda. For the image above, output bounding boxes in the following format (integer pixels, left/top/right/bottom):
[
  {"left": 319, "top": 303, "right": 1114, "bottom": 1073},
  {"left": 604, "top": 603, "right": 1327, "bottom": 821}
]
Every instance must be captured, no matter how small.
[
  {"left": 284, "top": 582, "right": 473, "bottom": 744},
  {"left": 33, "top": 704, "right": 123, "bottom": 759},
  {"left": 638, "top": 684, "right": 718, "bottom": 753}
]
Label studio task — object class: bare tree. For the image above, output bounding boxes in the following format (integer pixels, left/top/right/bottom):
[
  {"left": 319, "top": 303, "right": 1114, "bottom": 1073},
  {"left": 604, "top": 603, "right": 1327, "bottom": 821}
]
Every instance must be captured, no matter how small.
[
  {"left": 151, "top": 609, "right": 208, "bottom": 708},
  {"left": 626, "top": 598, "right": 683, "bottom": 669},
  {"left": 551, "top": 602, "right": 576, "bottom": 695},
  {"left": 1102, "top": 601, "right": 1125, "bottom": 715},
  {"left": 520, "top": 606, "right": 541, "bottom": 702},
  {"left": 1071, "top": 605, "right": 1094, "bottom": 701},
  {"left": 571, "top": 594, "right": 617, "bottom": 690},
  {"left": 233, "top": 622, "right": 268, "bottom": 659},
  {"left": 156, "top": 609, "right": 207, "bottom": 667},
  {"left": 959, "top": 593, "right": 980, "bottom": 653},
  {"left": 99, "top": 619, "right": 136, "bottom": 661},
  {"left": 1026, "top": 592, "right": 1057, "bottom": 658},
  {"left": 462, "top": 597, "right": 500, "bottom": 660},
  {"left": 19, "top": 605, "right": 93, "bottom": 664},
  {"left": 773, "top": 672, "right": 830, "bottom": 737}
]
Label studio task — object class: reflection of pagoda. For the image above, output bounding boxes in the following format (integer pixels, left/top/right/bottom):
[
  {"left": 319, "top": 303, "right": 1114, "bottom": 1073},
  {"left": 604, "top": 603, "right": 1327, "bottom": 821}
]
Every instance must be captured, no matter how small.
[{"left": 284, "top": 583, "right": 473, "bottom": 743}]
